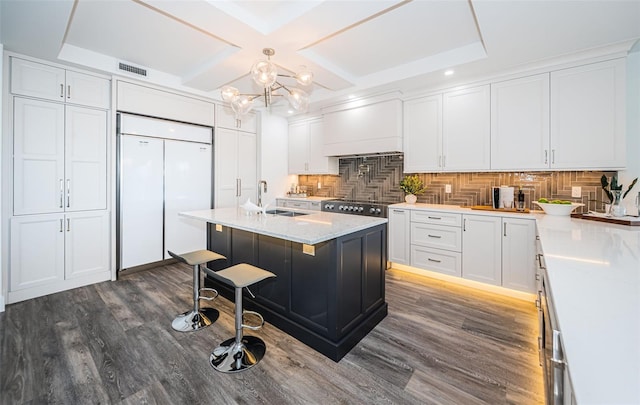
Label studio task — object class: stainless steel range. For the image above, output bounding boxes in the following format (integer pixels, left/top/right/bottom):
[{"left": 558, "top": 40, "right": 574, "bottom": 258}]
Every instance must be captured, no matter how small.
[{"left": 321, "top": 199, "right": 389, "bottom": 218}]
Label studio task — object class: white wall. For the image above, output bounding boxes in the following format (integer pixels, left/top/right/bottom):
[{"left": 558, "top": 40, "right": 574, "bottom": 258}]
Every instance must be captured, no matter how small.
[
  {"left": 621, "top": 46, "right": 640, "bottom": 214},
  {"left": 258, "top": 111, "right": 297, "bottom": 208}
]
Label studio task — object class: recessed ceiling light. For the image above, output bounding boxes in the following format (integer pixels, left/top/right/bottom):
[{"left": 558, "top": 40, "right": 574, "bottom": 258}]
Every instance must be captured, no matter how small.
[{"left": 444, "top": 70, "right": 454, "bottom": 76}]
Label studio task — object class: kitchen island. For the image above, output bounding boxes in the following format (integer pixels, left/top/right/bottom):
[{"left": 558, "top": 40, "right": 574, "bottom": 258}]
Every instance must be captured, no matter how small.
[{"left": 180, "top": 208, "right": 388, "bottom": 361}]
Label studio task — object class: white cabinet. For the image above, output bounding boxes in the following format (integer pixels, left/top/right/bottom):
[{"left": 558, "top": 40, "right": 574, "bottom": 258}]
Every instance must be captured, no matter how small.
[
  {"left": 502, "top": 217, "right": 537, "bottom": 293},
  {"left": 550, "top": 58, "right": 626, "bottom": 169},
  {"left": 403, "top": 86, "right": 490, "bottom": 172},
  {"left": 13, "top": 98, "right": 107, "bottom": 215},
  {"left": 388, "top": 208, "right": 410, "bottom": 264},
  {"left": 288, "top": 118, "right": 338, "bottom": 175},
  {"left": 10, "top": 211, "right": 109, "bottom": 296},
  {"left": 409, "top": 210, "right": 462, "bottom": 277},
  {"left": 216, "top": 103, "right": 257, "bottom": 132},
  {"left": 11, "top": 57, "right": 110, "bottom": 109},
  {"left": 442, "top": 85, "right": 491, "bottom": 171},
  {"left": 403, "top": 95, "right": 442, "bottom": 173},
  {"left": 462, "top": 214, "right": 502, "bottom": 286},
  {"left": 323, "top": 98, "right": 403, "bottom": 156},
  {"left": 462, "top": 214, "right": 536, "bottom": 292},
  {"left": 491, "top": 74, "right": 550, "bottom": 170},
  {"left": 215, "top": 127, "right": 257, "bottom": 208}
]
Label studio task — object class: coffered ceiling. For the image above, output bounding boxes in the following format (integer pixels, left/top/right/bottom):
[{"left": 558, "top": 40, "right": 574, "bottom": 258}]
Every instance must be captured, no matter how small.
[{"left": 1, "top": 0, "right": 639, "bottom": 114}]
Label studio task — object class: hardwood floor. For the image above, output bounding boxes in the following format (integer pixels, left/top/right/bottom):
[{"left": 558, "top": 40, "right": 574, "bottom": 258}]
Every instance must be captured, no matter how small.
[{"left": 0, "top": 264, "right": 543, "bottom": 404}]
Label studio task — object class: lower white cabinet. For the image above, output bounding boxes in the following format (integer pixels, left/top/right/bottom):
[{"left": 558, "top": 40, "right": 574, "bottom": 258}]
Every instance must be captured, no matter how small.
[
  {"left": 275, "top": 199, "right": 323, "bottom": 211},
  {"left": 388, "top": 208, "right": 410, "bottom": 264},
  {"left": 502, "top": 217, "right": 537, "bottom": 292},
  {"left": 388, "top": 207, "right": 537, "bottom": 294},
  {"left": 462, "top": 214, "right": 502, "bottom": 286},
  {"left": 9, "top": 211, "right": 110, "bottom": 301}
]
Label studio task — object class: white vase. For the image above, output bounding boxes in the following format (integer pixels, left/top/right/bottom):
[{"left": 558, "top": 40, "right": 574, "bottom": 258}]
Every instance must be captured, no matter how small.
[{"left": 405, "top": 194, "right": 417, "bottom": 204}]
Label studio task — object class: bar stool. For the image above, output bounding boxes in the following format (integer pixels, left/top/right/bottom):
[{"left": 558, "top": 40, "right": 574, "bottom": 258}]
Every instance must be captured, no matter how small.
[
  {"left": 208, "top": 263, "right": 276, "bottom": 373},
  {"left": 168, "top": 249, "right": 226, "bottom": 332}
]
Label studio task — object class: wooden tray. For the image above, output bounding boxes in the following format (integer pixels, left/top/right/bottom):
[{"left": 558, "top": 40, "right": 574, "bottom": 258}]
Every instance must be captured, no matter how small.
[
  {"left": 469, "top": 205, "right": 530, "bottom": 213},
  {"left": 571, "top": 213, "right": 640, "bottom": 226}
]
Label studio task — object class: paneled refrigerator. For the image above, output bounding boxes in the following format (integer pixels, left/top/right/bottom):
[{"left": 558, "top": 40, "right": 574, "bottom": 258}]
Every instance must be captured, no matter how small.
[{"left": 118, "top": 113, "right": 212, "bottom": 270}]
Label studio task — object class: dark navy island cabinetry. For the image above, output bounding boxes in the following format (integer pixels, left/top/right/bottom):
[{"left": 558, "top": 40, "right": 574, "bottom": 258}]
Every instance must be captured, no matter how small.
[{"left": 205, "top": 222, "right": 388, "bottom": 361}]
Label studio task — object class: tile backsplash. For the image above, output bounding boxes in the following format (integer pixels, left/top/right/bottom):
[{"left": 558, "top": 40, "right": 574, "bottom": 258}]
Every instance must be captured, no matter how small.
[{"left": 297, "top": 155, "right": 614, "bottom": 213}]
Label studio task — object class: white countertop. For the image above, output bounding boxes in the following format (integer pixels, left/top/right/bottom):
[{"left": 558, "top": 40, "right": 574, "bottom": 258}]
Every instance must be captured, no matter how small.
[
  {"left": 391, "top": 203, "right": 640, "bottom": 404},
  {"left": 535, "top": 215, "right": 640, "bottom": 405},
  {"left": 180, "top": 207, "right": 387, "bottom": 245}
]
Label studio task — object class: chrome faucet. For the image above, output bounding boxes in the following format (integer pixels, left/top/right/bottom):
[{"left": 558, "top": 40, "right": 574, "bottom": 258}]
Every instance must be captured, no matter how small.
[{"left": 258, "top": 180, "right": 268, "bottom": 207}]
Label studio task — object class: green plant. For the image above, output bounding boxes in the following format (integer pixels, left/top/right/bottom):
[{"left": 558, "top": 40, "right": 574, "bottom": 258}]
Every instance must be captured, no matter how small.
[
  {"left": 601, "top": 174, "right": 638, "bottom": 203},
  {"left": 399, "top": 175, "right": 427, "bottom": 195}
]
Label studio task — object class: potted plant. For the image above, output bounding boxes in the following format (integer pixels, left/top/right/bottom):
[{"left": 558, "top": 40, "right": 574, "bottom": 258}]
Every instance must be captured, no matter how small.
[
  {"left": 601, "top": 174, "right": 638, "bottom": 216},
  {"left": 400, "top": 175, "right": 426, "bottom": 203}
]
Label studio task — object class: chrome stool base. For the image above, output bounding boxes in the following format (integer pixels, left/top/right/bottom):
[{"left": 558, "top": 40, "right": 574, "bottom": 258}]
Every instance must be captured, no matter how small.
[
  {"left": 171, "top": 307, "right": 220, "bottom": 332},
  {"left": 209, "top": 336, "right": 266, "bottom": 373}
]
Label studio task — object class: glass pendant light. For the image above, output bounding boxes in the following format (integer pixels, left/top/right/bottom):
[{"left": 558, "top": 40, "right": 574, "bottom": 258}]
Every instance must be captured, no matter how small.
[
  {"left": 220, "top": 85, "right": 239, "bottom": 102},
  {"left": 295, "top": 66, "right": 314, "bottom": 86},
  {"left": 251, "top": 48, "right": 277, "bottom": 88},
  {"left": 287, "top": 88, "right": 309, "bottom": 113}
]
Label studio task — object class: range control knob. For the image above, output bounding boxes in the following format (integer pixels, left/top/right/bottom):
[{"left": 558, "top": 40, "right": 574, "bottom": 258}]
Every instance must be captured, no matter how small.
[
  {"left": 369, "top": 207, "right": 376, "bottom": 214},
  {"left": 329, "top": 204, "right": 334, "bottom": 210},
  {"left": 358, "top": 206, "right": 364, "bottom": 212}
]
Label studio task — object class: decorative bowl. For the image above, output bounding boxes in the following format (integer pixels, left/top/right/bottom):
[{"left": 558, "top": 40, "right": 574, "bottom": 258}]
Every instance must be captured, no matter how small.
[{"left": 533, "top": 201, "right": 584, "bottom": 216}]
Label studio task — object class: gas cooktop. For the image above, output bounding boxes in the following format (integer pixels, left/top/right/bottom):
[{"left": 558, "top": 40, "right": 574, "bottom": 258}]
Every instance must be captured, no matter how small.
[{"left": 321, "top": 199, "right": 389, "bottom": 217}]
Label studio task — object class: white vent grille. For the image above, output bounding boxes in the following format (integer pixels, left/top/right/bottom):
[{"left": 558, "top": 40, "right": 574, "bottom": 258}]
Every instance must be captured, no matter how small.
[{"left": 118, "top": 62, "right": 147, "bottom": 77}]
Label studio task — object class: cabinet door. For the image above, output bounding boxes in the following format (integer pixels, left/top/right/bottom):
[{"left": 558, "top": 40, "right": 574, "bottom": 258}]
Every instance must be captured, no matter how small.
[
  {"left": 65, "top": 71, "right": 110, "bottom": 109},
  {"left": 308, "top": 119, "right": 338, "bottom": 174},
  {"left": 491, "top": 74, "right": 550, "bottom": 170},
  {"left": 462, "top": 214, "right": 501, "bottom": 285},
  {"left": 65, "top": 106, "right": 107, "bottom": 211},
  {"left": 215, "top": 127, "right": 239, "bottom": 208},
  {"left": 502, "top": 218, "right": 536, "bottom": 293},
  {"left": 443, "top": 85, "right": 490, "bottom": 171},
  {"left": 216, "top": 103, "right": 257, "bottom": 131},
  {"left": 65, "top": 211, "right": 110, "bottom": 279},
  {"left": 403, "top": 95, "right": 442, "bottom": 172},
  {"left": 10, "top": 57, "right": 65, "bottom": 101},
  {"left": 288, "top": 121, "right": 309, "bottom": 173},
  {"left": 550, "top": 58, "right": 626, "bottom": 169},
  {"left": 10, "top": 214, "right": 65, "bottom": 291},
  {"left": 164, "top": 140, "right": 211, "bottom": 258},
  {"left": 13, "top": 98, "right": 65, "bottom": 215},
  {"left": 120, "top": 136, "right": 164, "bottom": 269},
  {"left": 237, "top": 131, "right": 257, "bottom": 204},
  {"left": 388, "top": 208, "right": 410, "bottom": 264}
]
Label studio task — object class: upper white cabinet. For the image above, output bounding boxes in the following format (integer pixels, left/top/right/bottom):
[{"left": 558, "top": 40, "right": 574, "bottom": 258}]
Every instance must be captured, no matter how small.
[
  {"left": 216, "top": 103, "right": 257, "bottom": 132},
  {"left": 117, "top": 81, "right": 215, "bottom": 126},
  {"left": 13, "top": 98, "right": 107, "bottom": 215},
  {"left": 491, "top": 74, "right": 550, "bottom": 170},
  {"left": 403, "top": 86, "right": 490, "bottom": 172},
  {"left": 442, "top": 85, "right": 491, "bottom": 171},
  {"left": 323, "top": 98, "right": 402, "bottom": 156},
  {"left": 11, "top": 57, "right": 110, "bottom": 109},
  {"left": 550, "top": 58, "right": 626, "bottom": 169},
  {"left": 288, "top": 118, "right": 338, "bottom": 175},
  {"left": 403, "top": 95, "right": 442, "bottom": 173}
]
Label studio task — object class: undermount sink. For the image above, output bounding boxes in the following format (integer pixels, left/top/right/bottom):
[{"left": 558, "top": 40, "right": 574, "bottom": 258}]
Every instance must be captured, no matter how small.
[{"left": 265, "top": 209, "right": 309, "bottom": 217}]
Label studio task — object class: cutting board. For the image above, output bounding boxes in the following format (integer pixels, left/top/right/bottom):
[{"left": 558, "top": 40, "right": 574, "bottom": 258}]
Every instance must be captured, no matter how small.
[
  {"left": 571, "top": 213, "right": 640, "bottom": 226},
  {"left": 469, "top": 205, "right": 530, "bottom": 214}
]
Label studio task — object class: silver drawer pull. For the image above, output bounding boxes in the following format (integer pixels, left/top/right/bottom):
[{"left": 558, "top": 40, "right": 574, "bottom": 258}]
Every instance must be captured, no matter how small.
[
  {"left": 427, "top": 234, "right": 442, "bottom": 238},
  {"left": 427, "top": 258, "right": 441, "bottom": 263},
  {"left": 428, "top": 216, "right": 442, "bottom": 220}
]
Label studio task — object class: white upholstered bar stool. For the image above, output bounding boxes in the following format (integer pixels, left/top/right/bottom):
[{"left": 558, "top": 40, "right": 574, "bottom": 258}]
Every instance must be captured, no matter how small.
[
  {"left": 168, "top": 249, "right": 226, "bottom": 332},
  {"left": 208, "top": 263, "right": 276, "bottom": 373}
]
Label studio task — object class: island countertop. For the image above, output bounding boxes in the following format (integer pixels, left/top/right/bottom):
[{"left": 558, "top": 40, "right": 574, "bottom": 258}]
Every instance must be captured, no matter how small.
[{"left": 180, "top": 207, "right": 387, "bottom": 245}]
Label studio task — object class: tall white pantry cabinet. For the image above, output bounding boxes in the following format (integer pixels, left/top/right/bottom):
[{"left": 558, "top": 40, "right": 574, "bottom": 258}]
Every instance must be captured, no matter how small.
[{"left": 8, "top": 56, "right": 111, "bottom": 304}]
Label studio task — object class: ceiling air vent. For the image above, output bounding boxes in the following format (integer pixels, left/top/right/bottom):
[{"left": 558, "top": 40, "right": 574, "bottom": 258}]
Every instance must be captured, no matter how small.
[{"left": 118, "top": 62, "right": 147, "bottom": 77}]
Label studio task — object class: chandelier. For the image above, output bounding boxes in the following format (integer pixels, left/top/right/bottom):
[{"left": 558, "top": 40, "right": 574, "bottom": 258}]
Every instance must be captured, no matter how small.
[{"left": 220, "top": 48, "right": 314, "bottom": 118}]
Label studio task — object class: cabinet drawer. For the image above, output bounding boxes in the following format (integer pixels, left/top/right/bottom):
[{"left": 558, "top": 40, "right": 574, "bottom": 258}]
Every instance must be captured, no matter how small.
[
  {"left": 411, "top": 210, "right": 462, "bottom": 226},
  {"left": 411, "top": 245, "right": 461, "bottom": 277},
  {"left": 279, "top": 200, "right": 310, "bottom": 209},
  {"left": 309, "top": 201, "right": 322, "bottom": 211},
  {"left": 411, "top": 223, "right": 462, "bottom": 252}
]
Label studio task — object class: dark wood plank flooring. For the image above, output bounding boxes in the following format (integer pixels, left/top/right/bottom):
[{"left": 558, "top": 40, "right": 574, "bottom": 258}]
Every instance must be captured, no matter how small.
[{"left": 1, "top": 264, "right": 543, "bottom": 404}]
